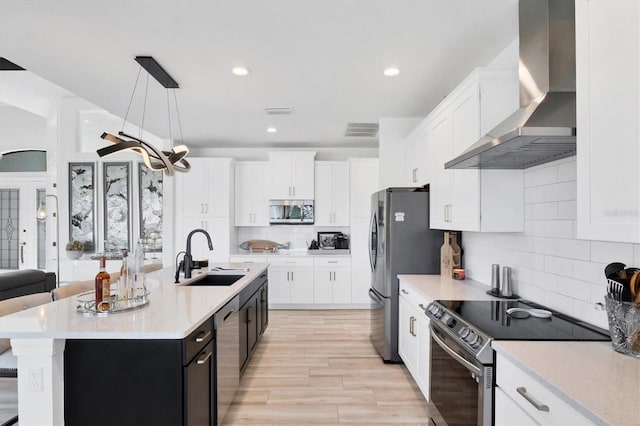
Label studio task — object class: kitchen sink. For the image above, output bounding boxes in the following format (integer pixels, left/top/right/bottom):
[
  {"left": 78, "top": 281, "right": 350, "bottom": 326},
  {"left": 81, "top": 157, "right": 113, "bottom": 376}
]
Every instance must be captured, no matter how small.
[{"left": 187, "top": 274, "right": 245, "bottom": 286}]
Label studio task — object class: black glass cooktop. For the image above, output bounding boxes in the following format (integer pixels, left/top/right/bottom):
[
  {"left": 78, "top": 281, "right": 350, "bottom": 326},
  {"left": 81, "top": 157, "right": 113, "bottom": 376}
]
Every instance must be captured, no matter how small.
[{"left": 437, "top": 299, "right": 610, "bottom": 341}]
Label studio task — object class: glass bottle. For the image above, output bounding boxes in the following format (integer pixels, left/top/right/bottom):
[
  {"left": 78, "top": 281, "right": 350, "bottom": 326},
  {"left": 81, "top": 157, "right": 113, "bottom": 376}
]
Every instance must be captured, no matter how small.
[
  {"left": 119, "top": 250, "right": 130, "bottom": 302},
  {"left": 95, "top": 256, "right": 111, "bottom": 312},
  {"left": 132, "top": 239, "right": 146, "bottom": 298}
]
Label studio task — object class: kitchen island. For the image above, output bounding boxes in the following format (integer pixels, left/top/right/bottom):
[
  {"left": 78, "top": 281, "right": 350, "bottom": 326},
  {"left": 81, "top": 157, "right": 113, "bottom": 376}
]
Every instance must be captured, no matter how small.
[{"left": 0, "top": 263, "right": 268, "bottom": 426}]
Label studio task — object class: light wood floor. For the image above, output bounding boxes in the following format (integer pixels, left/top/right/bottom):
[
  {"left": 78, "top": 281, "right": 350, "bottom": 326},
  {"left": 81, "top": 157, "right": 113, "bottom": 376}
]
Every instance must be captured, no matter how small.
[
  {"left": 0, "top": 310, "right": 433, "bottom": 425},
  {"left": 223, "top": 310, "right": 433, "bottom": 425}
]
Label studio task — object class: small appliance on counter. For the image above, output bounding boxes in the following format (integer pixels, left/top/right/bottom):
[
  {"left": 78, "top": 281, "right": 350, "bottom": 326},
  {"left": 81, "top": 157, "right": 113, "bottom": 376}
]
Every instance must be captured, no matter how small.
[{"left": 335, "top": 233, "right": 349, "bottom": 249}]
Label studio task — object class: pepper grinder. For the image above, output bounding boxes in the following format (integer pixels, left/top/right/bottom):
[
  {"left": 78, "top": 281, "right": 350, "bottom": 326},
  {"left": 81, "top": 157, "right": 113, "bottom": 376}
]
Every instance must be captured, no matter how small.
[
  {"left": 501, "top": 266, "right": 513, "bottom": 297},
  {"left": 491, "top": 264, "right": 501, "bottom": 294}
]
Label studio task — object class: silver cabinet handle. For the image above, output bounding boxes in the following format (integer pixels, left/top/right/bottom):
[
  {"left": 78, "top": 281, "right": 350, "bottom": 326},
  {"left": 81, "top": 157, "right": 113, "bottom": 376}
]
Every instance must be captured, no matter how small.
[
  {"left": 292, "top": 186, "right": 295, "bottom": 197},
  {"left": 205, "top": 203, "right": 208, "bottom": 214},
  {"left": 449, "top": 204, "right": 453, "bottom": 223},
  {"left": 287, "top": 271, "right": 290, "bottom": 281},
  {"left": 516, "top": 387, "right": 549, "bottom": 412},
  {"left": 419, "top": 304, "right": 427, "bottom": 311},
  {"left": 329, "top": 271, "right": 332, "bottom": 281},
  {"left": 291, "top": 271, "right": 294, "bottom": 281},
  {"left": 196, "top": 350, "right": 213, "bottom": 365},
  {"left": 401, "top": 289, "right": 409, "bottom": 295},
  {"left": 409, "top": 316, "right": 415, "bottom": 336},
  {"left": 195, "top": 330, "right": 212, "bottom": 343},
  {"left": 328, "top": 260, "right": 338, "bottom": 264},
  {"left": 20, "top": 244, "right": 24, "bottom": 264}
]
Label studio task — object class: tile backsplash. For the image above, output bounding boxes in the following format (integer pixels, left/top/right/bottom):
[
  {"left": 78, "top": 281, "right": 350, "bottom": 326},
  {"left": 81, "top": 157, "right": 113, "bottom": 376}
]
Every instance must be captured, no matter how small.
[
  {"left": 463, "top": 156, "right": 637, "bottom": 330},
  {"left": 236, "top": 226, "right": 349, "bottom": 252}
]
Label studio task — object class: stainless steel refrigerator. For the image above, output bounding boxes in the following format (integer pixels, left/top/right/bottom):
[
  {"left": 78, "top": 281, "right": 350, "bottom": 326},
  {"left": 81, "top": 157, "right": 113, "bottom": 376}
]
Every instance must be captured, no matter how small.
[{"left": 368, "top": 187, "right": 445, "bottom": 362}]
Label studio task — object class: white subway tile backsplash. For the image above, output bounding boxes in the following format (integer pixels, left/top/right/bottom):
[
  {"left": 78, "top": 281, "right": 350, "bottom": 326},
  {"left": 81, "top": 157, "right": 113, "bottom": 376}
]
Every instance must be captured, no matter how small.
[
  {"left": 464, "top": 157, "right": 636, "bottom": 328},
  {"left": 531, "top": 202, "right": 558, "bottom": 220},
  {"left": 556, "top": 278, "right": 591, "bottom": 302},
  {"left": 544, "top": 291, "right": 574, "bottom": 314},
  {"left": 557, "top": 161, "right": 577, "bottom": 182},
  {"left": 557, "top": 200, "right": 577, "bottom": 220},
  {"left": 524, "top": 186, "right": 545, "bottom": 203},
  {"left": 572, "top": 259, "right": 607, "bottom": 284},
  {"left": 590, "top": 241, "right": 634, "bottom": 265},
  {"left": 543, "top": 181, "right": 575, "bottom": 202}
]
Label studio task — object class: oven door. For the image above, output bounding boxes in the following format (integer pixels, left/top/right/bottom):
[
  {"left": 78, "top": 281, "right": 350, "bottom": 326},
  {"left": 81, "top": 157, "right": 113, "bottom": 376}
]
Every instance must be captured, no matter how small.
[{"left": 429, "top": 324, "right": 493, "bottom": 426}]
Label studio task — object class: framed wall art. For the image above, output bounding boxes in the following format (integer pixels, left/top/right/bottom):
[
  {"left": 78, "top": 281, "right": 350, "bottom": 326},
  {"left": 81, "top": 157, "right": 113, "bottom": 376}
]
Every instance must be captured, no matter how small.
[
  {"left": 317, "top": 231, "right": 340, "bottom": 249},
  {"left": 68, "top": 162, "right": 96, "bottom": 251},
  {"left": 103, "top": 162, "right": 131, "bottom": 253},
  {"left": 138, "top": 162, "right": 163, "bottom": 253}
]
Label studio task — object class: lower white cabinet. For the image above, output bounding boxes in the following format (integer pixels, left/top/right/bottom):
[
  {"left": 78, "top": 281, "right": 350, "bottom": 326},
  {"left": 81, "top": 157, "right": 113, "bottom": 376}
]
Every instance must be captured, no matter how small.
[
  {"left": 268, "top": 257, "right": 314, "bottom": 305},
  {"left": 313, "top": 257, "right": 351, "bottom": 304},
  {"left": 398, "top": 281, "right": 431, "bottom": 401},
  {"left": 496, "top": 353, "right": 595, "bottom": 425},
  {"left": 495, "top": 387, "right": 538, "bottom": 426}
]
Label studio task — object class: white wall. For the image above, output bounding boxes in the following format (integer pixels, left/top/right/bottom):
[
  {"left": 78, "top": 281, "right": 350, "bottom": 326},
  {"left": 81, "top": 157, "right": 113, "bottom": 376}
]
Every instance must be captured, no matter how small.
[
  {"left": 0, "top": 105, "right": 47, "bottom": 152},
  {"left": 463, "top": 157, "right": 628, "bottom": 329}
]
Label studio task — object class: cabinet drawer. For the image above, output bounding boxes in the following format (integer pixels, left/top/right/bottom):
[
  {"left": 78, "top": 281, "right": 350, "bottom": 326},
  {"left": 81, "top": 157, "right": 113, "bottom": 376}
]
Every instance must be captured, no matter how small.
[
  {"left": 268, "top": 256, "right": 314, "bottom": 267},
  {"left": 184, "top": 317, "right": 214, "bottom": 365},
  {"left": 313, "top": 256, "right": 351, "bottom": 267},
  {"left": 230, "top": 255, "right": 268, "bottom": 263},
  {"left": 496, "top": 353, "right": 594, "bottom": 425},
  {"left": 399, "top": 281, "right": 432, "bottom": 311}
]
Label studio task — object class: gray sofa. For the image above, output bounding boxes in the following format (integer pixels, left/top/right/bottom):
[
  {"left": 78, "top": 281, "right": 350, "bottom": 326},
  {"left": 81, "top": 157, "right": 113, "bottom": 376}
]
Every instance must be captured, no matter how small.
[{"left": 0, "top": 270, "right": 56, "bottom": 301}]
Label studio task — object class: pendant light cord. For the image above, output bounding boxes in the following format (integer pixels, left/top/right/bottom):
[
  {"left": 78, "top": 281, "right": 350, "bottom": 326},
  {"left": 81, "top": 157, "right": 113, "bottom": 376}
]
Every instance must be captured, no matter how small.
[
  {"left": 173, "top": 89, "right": 185, "bottom": 145},
  {"left": 140, "top": 72, "right": 149, "bottom": 140},
  {"left": 121, "top": 66, "right": 142, "bottom": 134}
]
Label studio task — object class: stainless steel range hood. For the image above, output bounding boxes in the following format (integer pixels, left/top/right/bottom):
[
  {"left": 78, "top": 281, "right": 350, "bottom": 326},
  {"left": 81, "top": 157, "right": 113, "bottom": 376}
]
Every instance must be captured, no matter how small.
[{"left": 446, "top": 0, "right": 576, "bottom": 170}]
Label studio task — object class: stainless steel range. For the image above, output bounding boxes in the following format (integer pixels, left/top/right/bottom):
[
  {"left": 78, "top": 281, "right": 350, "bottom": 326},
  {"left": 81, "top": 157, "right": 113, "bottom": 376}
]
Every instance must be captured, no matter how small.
[{"left": 425, "top": 299, "right": 610, "bottom": 426}]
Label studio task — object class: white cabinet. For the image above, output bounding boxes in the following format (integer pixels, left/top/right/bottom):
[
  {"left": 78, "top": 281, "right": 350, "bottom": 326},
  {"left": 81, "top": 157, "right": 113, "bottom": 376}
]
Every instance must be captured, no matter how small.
[
  {"left": 268, "top": 151, "right": 316, "bottom": 199},
  {"left": 576, "top": 0, "right": 640, "bottom": 243},
  {"left": 268, "top": 257, "right": 314, "bottom": 305},
  {"left": 177, "top": 217, "right": 230, "bottom": 263},
  {"left": 349, "top": 158, "right": 379, "bottom": 218},
  {"left": 313, "top": 256, "right": 351, "bottom": 304},
  {"left": 398, "top": 281, "right": 432, "bottom": 401},
  {"left": 175, "top": 158, "right": 234, "bottom": 262},
  {"left": 496, "top": 353, "right": 595, "bottom": 425},
  {"left": 235, "top": 162, "right": 269, "bottom": 226},
  {"left": 495, "top": 387, "right": 538, "bottom": 426},
  {"left": 315, "top": 161, "right": 350, "bottom": 226},
  {"left": 404, "top": 125, "right": 428, "bottom": 186},
  {"left": 424, "top": 68, "right": 523, "bottom": 232},
  {"left": 175, "top": 158, "right": 233, "bottom": 218}
]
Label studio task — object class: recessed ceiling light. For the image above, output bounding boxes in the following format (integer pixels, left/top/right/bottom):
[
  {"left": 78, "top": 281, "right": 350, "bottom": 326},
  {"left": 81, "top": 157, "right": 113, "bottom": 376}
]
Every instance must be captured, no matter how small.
[
  {"left": 384, "top": 67, "right": 400, "bottom": 77},
  {"left": 232, "top": 66, "right": 250, "bottom": 76},
  {"left": 83, "top": 120, "right": 90, "bottom": 124},
  {"left": 266, "top": 127, "right": 277, "bottom": 133}
]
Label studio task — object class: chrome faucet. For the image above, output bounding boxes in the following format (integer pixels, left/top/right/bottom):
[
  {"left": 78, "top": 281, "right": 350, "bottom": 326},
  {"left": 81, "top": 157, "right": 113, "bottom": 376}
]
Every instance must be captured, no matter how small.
[{"left": 183, "top": 229, "right": 213, "bottom": 279}]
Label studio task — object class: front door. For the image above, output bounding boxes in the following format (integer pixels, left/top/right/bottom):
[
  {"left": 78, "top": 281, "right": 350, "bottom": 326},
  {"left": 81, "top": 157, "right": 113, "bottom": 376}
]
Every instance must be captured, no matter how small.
[{"left": 0, "top": 178, "right": 46, "bottom": 272}]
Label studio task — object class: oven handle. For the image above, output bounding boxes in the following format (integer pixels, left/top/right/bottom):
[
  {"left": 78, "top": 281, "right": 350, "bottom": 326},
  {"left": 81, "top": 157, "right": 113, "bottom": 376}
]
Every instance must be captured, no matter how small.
[{"left": 430, "top": 324, "right": 483, "bottom": 377}]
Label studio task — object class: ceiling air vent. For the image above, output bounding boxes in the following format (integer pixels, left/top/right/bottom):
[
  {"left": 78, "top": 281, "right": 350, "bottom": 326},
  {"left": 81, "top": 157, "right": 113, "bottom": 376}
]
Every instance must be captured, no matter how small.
[
  {"left": 265, "top": 107, "right": 293, "bottom": 115},
  {"left": 345, "top": 122, "right": 379, "bottom": 137}
]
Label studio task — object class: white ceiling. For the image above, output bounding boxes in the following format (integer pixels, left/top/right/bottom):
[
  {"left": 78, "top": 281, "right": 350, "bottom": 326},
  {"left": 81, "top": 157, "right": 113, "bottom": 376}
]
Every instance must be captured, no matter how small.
[{"left": 0, "top": 0, "right": 518, "bottom": 149}]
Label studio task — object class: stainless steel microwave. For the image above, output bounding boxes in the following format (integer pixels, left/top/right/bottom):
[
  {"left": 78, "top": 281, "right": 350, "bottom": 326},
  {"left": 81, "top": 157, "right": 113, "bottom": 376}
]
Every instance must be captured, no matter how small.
[{"left": 269, "top": 200, "right": 314, "bottom": 224}]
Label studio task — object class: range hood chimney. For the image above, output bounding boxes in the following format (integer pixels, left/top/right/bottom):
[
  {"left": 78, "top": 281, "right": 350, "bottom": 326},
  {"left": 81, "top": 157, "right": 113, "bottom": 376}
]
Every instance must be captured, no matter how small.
[{"left": 445, "top": 0, "right": 576, "bottom": 169}]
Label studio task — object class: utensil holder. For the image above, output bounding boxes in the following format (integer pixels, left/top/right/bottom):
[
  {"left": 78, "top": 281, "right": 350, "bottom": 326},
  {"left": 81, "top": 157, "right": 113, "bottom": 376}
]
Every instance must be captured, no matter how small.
[{"left": 604, "top": 295, "right": 640, "bottom": 358}]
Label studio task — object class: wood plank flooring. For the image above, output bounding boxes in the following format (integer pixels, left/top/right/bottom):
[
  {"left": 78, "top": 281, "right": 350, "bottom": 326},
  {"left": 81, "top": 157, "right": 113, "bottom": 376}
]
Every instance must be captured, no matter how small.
[
  {"left": 223, "top": 310, "right": 433, "bottom": 425},
  {"left": 0, "top": 310, "right": 433, "bottom": 425}
]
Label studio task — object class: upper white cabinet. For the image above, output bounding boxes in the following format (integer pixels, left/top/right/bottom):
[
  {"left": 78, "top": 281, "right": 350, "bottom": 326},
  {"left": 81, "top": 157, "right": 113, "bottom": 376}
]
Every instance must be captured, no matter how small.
[
  {"left": 175, "top": 157, "right": 233, "bottom": 218},
  {"left": 424, "top": 68, "right": 524, "bottom": 232},
  {"left": 235, "top": 161, "right": 270, "bottom": 227},
  {"left": 576, "top": 0, "right": 640, "bottom": 243},
  {"left": 315, "top": 161, "right": 350, "bottom": 226},
  {"left": 349, "top": 158, "right": 379, "bottom": 218},
  {"left": 268, "top": 151, "right": 316, "bottom": 199},
  {"left": 404, "top": 125, "right": 428, "bottom": 186},
  {"left": 175, "top": 158, "right": 234, "bottom": 262}
]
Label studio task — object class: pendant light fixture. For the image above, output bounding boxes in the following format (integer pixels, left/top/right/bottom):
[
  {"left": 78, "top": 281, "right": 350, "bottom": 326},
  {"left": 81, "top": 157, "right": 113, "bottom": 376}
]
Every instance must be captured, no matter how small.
[{"left": 98, "top": 56, "right": 190, "bottom": 176}]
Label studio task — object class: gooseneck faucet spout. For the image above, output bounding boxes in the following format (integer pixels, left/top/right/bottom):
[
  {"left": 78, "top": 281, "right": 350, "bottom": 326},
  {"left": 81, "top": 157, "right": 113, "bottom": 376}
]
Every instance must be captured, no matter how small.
[{"left": 184, "top": 229, "right": 214, "bottom": 279}]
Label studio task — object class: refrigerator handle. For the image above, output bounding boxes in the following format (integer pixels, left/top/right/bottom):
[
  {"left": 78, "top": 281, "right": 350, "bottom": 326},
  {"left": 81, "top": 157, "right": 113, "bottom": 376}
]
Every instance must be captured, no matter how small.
[
  {"left": 368, "top": 288, "right": 383, "bottom": 304},
  {"left": 368, "top": 210, "right": 377, "bottom": 273}
]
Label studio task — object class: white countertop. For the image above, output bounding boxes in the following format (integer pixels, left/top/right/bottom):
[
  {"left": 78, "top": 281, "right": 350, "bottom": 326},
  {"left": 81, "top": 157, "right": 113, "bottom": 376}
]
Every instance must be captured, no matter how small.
[
  {"left": 230, "top": 249, "right": 350, "bottom": 256},
  {"left": 493, "top": 340, "right": 640, "bottom": 426},
  {"left": 398, "top": 274, "right": 498, "bottom": 301},
  {"left": 0, "top": 262, "right": 268, "bottom": 340}
]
